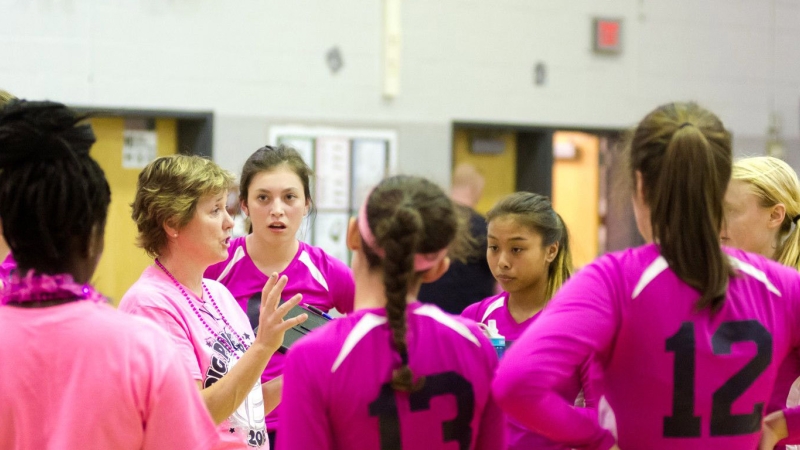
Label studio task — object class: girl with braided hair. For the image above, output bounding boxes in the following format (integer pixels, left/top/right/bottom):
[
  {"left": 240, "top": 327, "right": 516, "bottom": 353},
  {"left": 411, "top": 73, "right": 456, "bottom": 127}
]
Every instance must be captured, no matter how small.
[
  {"left": 278, "top": 175, "right": 505, "bottom": 450},
  {"left": 0, "top": 100, "right": 219, "bottom": 449}
]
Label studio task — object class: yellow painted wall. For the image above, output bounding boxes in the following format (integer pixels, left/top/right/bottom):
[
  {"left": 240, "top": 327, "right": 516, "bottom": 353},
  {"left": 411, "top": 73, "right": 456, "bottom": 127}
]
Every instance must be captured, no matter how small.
[
  {"left": 89, "top": 118, "right": 177, "bottom": 304},
  {"left": 452, "top": 129, "right": 517, "bottom": 215},
  {"left": 552, "top": 131, "right": 600, "bottom": 268}
]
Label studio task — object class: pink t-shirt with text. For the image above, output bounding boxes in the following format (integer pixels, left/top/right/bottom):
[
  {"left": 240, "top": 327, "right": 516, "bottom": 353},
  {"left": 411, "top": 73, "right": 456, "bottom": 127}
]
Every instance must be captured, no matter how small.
[
  {"left": 205, "top": 237, "right": 355, "bottom": 430},
  {"left": 120, "top": 265, "right": 267, "bottom": 449},
  {"left": 278, "top": 302, "right": 506, "bottom": 450},
  {"left": 0, "top": 300, "right": 219, "bottom": 450},
  {"left": 493, "top": 244, "right": 800, "bottom": 450}
]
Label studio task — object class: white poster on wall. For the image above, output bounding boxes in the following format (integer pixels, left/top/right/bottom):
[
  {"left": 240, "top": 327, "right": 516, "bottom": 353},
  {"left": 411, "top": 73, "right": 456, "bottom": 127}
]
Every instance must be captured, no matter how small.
[
  {"left": 315, "top": 137, "right": 351, "bottom": 210},
  {"left": 351, "top": 139, "right": 388, "bottom": 210},
  {"left": 122, "top": 129, "right": 157, "bottom": 169},
  {"left": 313, "top": 212, "right": 350, "bottom": 264}
]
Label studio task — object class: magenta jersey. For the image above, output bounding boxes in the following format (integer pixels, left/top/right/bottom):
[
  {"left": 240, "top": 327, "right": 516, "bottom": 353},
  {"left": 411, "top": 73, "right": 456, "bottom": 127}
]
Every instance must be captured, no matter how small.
[
  {"left": 462, "top": 292, "right": 536, "bottom": 343},
  {"left": 493, "top": 243, "right": 800, "bottom": 450},
  {"left": 463, "top": 292, "right": 594, "bottom": 450},
  {"left": 0, "top": 300, "right": 219, "bottom": 450},
  {"left": 277, "top": 302, "right": 506, "bottom": 450},
  {"left": 205, "top": 237, "right": 355, "bottom": 430}
]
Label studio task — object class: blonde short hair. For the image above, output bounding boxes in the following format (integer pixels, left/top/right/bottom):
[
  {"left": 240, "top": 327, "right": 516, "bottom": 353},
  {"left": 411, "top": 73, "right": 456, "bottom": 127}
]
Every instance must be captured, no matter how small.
[{"left": 132, "top": 155, "right": 235, "bottom": 257}]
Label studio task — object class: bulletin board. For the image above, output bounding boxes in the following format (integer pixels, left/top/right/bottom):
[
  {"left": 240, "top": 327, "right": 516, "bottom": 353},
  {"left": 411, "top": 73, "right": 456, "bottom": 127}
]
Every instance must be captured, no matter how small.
[{"left": 269, "top": 126, "right": 398, "bottom": 264}]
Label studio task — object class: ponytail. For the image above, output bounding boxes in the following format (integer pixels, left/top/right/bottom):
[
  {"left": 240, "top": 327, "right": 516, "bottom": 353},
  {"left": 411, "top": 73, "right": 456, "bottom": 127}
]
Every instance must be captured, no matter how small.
[
  {"left": 376, "top": 207, "right": 425, "bottom": 392},
  {"left": 631, "top": 103, "right": 733, "bottom": 312},
  {"left": 777, "top": 223, "right": 800, "bottom": 271},
  {"left": 545, "top": 213, "right": 573, "bottom": 301}
]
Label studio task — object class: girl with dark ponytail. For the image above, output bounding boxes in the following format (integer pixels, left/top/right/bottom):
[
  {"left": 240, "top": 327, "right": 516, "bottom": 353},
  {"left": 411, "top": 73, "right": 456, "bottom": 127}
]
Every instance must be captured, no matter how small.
[
  {"left": 279, "top": 175, "right": 505, "bottom": 449},
  {"left": 0, "top": 100, "right": 218, "bottom": 449},
  {"left": 493, "top": 102, "right": 800, "bottom": 449}
]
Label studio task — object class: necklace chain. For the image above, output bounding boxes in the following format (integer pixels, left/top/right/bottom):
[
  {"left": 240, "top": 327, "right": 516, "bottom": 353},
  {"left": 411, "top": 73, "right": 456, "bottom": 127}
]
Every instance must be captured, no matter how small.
[{"left": 154, "top": 259, "right": 250, "bottom": 360}]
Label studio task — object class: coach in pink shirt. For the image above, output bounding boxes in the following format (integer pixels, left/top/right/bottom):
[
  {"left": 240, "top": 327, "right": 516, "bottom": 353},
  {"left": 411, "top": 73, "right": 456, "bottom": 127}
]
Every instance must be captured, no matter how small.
[{"left": 120, "top": 155, "right": 307, "bottom": 450}]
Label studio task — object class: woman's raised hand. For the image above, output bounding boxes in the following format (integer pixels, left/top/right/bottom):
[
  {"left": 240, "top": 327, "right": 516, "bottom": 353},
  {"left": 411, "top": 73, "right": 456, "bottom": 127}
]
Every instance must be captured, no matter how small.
[{"left": 253, "top": 273, "right": 307, "bottom": 354}]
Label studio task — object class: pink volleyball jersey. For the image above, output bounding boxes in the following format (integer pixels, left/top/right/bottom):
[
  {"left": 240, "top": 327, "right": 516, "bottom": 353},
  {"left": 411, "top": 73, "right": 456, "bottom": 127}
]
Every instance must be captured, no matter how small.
[
  {"left": 120, "top": 266, "right": 268, "bottom": 449},
  {"left": 461, "top": 292, "right": 536, "bottom": 344},
  {"left": 205, "top": 237, "right": 355, "bottom": 430},
  {"left": 0, "top": 300, "right": 219, "bottom": 450},
  {"left": 493, "top": 243, "right": 800, "bottom": 450},
  {"left": 277, "top": 302, "right": 506, "bottom": 450},
  {"left": 463, "top": 292, "right": 594, "bottom": 450}
]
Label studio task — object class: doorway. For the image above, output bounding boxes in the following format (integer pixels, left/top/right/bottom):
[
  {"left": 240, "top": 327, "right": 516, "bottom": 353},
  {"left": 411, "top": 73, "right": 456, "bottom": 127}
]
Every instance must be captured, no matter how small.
[{"left": 452, "top": 123, "right": 635, "bottom": 268}]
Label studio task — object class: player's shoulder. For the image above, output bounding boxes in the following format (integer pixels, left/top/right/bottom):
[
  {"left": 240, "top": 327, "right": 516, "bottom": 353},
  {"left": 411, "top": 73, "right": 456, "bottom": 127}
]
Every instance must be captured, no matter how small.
[
  {"left": 725, "top": 246, "right": 800, "bottom": 294},
  {"left": 299, "top": 242, "right": 348, "bottom": 269},
  {"left": 462, "top": 293, "right": 505, "bottom": 321},
  {"left": 412, "top": 303, "right": 492, "bottom": 350}
]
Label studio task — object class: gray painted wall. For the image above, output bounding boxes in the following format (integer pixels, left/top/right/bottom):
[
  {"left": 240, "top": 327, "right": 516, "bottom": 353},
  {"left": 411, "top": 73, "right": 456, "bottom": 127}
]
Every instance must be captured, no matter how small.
[{"left": 3, "top": 0, "right": 798, "bottom": 178}]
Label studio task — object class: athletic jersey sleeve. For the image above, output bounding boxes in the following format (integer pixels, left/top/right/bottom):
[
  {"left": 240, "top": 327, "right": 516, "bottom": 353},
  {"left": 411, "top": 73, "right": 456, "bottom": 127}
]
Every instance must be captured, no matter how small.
[
  {"left": 278, "top": 343, "right": 334, "bottom": 450},
  {"left": 492, "top": 257, "right": 621, "bottom": 450}
]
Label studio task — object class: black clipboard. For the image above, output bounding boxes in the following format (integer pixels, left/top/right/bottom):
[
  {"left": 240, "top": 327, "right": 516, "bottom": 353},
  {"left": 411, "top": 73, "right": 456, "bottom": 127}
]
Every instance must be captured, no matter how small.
[{"left": 253, "top": 301, "right": 332, "bottom": 353}]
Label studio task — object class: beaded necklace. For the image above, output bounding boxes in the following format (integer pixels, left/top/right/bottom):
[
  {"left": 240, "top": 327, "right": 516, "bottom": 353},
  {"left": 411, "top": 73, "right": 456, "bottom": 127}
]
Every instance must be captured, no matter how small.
[{"left": 154, "top": 259, "right": 250, "bottom": 360}]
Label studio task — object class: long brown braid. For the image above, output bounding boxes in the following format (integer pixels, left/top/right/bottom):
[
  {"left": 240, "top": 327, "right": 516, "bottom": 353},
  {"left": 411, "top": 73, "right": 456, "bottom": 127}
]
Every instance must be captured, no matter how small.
[{"left": 361, "top": 176, "right": 459, "bottom": 392}]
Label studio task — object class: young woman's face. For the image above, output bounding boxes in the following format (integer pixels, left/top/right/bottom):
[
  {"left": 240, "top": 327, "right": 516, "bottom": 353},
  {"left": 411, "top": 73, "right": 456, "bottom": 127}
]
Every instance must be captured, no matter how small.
[
  {"left": 487, "top": 216, "right": 557, "bottom": 295},
  {"left": 721, "top": 179, "right": 779, "bottom": 259},
  {"left": 177, "top": 191, "right": 233, "bottom": 266},
  {"left": 243, "top": 166, "right": 309, "bottom": 245}
]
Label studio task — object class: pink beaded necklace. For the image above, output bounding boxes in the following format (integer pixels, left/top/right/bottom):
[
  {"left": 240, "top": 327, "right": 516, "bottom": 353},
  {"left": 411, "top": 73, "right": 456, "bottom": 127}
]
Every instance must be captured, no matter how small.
[{"left": 154, "top": 258, "right": 250, "bottom": 359}]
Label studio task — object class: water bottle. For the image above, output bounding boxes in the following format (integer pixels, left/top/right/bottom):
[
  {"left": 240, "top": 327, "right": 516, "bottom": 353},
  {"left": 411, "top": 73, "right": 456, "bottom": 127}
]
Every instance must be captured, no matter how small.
[{"left": 487, "top": 319, "right": 506, "bottom": 359}]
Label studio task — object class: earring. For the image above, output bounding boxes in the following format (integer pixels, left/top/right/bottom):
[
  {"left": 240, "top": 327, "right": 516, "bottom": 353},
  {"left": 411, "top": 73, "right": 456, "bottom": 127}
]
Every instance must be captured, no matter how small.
[{"left": 173, "top": 233, "right": 178, "bottom": 238}]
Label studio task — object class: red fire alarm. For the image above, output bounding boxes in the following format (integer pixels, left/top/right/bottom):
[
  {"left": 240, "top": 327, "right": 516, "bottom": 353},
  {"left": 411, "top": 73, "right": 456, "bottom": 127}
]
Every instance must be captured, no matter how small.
[{"left": 593, "top": 18, "right": 622, "bottom": 54}]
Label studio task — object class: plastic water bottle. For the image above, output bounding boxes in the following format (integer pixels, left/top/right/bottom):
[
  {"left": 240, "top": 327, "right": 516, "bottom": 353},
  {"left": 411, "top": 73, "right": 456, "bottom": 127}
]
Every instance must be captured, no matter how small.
[{"left": 487, "top": 319, "right": 506, "bottom": 359}]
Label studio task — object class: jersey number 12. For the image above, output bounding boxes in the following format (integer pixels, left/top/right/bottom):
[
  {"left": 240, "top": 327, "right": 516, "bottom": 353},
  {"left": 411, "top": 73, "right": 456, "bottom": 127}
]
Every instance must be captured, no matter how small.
[{"left": 664, "top": 320, "right": 772, "bottom": 437}]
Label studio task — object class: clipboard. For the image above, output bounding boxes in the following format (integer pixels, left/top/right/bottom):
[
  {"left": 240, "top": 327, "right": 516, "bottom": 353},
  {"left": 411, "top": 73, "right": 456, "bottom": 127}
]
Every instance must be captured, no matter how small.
[{"left": 254, "top": 301, "right": 332, "bottom": 353}]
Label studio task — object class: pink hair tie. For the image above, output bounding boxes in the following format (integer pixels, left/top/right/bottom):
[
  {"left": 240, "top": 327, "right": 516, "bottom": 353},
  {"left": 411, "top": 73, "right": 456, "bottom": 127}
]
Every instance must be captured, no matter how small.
[{"left": 358, "top": 196, "right": 448, "bottom": 272}]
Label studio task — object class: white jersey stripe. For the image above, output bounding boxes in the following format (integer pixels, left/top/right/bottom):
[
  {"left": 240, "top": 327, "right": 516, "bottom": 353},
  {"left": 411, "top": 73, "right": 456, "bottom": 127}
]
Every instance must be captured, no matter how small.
[
  {"left": 331, "top": 306, "right": 482, "bottom": 373},
  {"left": 729, "top": 256, "right": 782, "bottom": 296},
  {"left": 299, "top": 250, "right": 330, "bottom": 292},
  {"left": 480, "top": 296, "right": 506, "bottom": 324},
  {"left": 215, "top": 245, "right": 246, "bottom": 282},
  {"left": 331, "top": 313, "right": 386, "bottom": 373},
  {"left": 632, "top": 256, "right": 669, "bottom": 299},
  {"left": 632, "top": 254, "right": 782, "bottom": 299}
]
